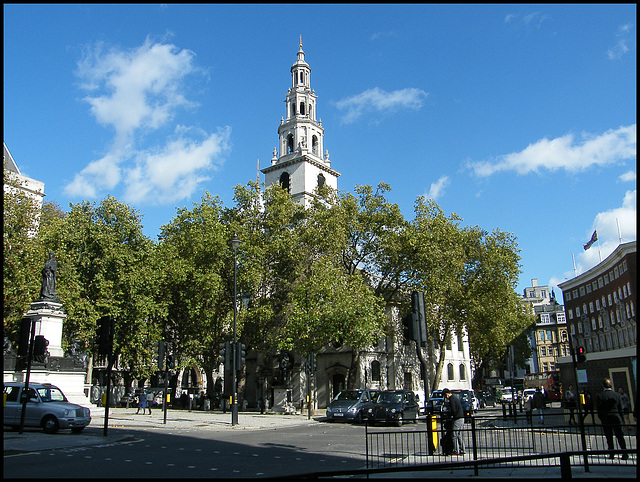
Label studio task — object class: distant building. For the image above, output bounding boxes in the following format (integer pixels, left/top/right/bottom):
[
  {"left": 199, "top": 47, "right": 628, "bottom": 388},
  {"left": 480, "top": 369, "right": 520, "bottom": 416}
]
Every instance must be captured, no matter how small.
[
  {"left": 3, "top": 142, "right": 45, "bottom": 235},
  {"left": 557, "top": 241, "right": 636, "bottom": 411},
  {"left": 520, "top": 279, "right": 568, "bottom": 375}
]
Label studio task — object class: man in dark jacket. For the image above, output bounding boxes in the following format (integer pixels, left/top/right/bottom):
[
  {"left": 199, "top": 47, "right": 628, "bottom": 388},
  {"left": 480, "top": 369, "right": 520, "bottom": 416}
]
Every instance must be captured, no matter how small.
[
  {"left": 596, "top": 378, "right": 628, "bottom": 459},
  {"left": 442, "top": 388, "right": 465, "bottom": 455}
]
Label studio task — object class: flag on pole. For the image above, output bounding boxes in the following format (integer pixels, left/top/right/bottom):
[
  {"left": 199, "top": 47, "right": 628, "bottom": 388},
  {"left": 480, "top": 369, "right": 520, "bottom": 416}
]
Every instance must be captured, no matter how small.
[{"left": 583, "top": 230, "right": 598, "bottom": 250}]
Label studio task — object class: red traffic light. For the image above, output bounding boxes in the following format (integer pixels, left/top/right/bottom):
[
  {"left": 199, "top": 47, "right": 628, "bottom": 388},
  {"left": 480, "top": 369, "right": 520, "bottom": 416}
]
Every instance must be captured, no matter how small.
[{"left": 577, "top": 346, "right": 586, "bottom": 363}]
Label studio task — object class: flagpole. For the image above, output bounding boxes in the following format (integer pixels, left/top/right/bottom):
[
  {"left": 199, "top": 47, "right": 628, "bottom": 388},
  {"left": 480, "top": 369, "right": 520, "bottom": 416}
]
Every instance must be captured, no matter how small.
[
  {"left": 572, "top": 253, "right": 578, "bottom": 276},
  {"left": 597, "top": 236, "right": 602, "bottom": 262},
  {"left": 616, "top": 218, "right": 622, "bottom": 244}
]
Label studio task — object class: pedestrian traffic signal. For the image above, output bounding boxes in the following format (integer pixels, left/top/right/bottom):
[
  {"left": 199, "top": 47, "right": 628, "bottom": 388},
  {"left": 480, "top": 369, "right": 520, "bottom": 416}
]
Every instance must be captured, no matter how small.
[
  {"left": 236, "top": 342, "right": 247, "bottom": 371},
  {"left": 577, "top": 346, "right": 586, "bottom": 363},
  {"left": 156, "top": 341, "right": 165, "bottom": 371},
  {"left": 96, "top": 316, "right": 114, "bottom": 356},
  {"left": 33, "top": 335, "right": 49, "bottom": 363}
]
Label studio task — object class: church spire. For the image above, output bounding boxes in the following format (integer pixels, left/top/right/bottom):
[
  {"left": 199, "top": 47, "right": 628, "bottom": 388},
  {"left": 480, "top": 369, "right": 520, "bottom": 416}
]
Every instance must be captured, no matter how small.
[{"left": 261, "top": 39, "right": 340, "bottom": 207}]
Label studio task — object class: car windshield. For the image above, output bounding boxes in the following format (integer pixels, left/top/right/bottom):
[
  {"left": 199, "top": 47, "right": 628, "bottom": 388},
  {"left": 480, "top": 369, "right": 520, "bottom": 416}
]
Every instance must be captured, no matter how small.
[
  {"left": 334, "top": 390, "right": 362, "bottom": 401},
  {"left": 36, "top": 386, "right": 67, "bottom": 402},
  {"left": 378, "top": 392, "right": 402, "bottom": 403}
]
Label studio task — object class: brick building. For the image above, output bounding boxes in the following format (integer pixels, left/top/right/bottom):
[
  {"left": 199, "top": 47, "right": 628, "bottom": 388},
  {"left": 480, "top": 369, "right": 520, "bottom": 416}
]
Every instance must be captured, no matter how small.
[{"left": 557, "top": 241, "right": 636, "bottom": 412}]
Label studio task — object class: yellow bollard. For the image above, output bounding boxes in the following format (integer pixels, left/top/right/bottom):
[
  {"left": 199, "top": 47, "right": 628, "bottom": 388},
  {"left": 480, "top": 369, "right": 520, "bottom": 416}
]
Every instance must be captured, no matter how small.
[
  {"left": 102, "top": 393, "right": 107, "bottom": 406},
  {"left": 431, "top": 415, "right": 439, "bottom": 450}
]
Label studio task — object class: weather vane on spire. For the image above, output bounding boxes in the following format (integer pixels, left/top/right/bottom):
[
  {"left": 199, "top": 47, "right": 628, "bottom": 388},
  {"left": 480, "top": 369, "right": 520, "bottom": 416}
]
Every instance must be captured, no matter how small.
[{"left": 299, "top": 35, "right": 303, "bottom": 48}]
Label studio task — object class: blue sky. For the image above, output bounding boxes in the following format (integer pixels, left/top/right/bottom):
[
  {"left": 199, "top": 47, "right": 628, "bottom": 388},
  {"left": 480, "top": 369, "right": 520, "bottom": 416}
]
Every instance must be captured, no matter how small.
[{"left": 4, "top": 4, "right": 636, "bottom": 296}]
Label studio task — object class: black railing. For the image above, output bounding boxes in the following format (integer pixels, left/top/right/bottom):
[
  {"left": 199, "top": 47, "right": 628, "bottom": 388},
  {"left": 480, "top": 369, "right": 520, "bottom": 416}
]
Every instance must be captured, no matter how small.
[
  {"left": 284, "top": 449, "right": 635, "bottom": 479},
  {"left": 365, "top": 411, "right": 636, "bottom": 473}
]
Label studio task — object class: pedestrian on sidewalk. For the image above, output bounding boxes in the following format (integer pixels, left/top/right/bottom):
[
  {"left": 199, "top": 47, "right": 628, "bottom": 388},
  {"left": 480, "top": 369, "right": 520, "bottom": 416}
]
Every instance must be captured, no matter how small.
[
  {"left": 617, "top": 387, "right": 631, "bottom": 427},
  {"left": 564, "top": 384, "right": 577, "bottom": 425},
  {"left": 136, "top": 389, "right": 148, "bottom": 415},
  {"left": 581, "top": 390, "right": 594, "bottom": 423},
  {"left": 442, "top": 388, "right": 465, "bottom": 456},
  {"left": 596, "top": 378, "right": 628, "bottom": 460},
  {"left": 532, "top": 388, "right": 545, "bottom": 425}
]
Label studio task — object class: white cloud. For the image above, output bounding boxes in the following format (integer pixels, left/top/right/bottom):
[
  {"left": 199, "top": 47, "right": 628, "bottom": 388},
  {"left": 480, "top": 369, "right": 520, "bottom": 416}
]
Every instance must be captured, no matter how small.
[
  {"left": 468, "top": 124, "right": 636, "bottom": 177},
  {"left": 123, "top": 127, "right": 231, "bottom": 204},
  {"left": 619, "top": 170, "right": 636, "bottom": 182},
  {"left": 576, "top": 189, "right": 637, "bottom": 272},
  {"left": 66, "top": 38, "right": 228, "bottom": 205},
  {"left": 424, "top": 175, "right": 450, "bottom": 201},
  {"left": 607, "top": 23, "right": 634, "bottom": 60},
  {"left": 335, "top": 87, "right": 428, "bottom": 124}
]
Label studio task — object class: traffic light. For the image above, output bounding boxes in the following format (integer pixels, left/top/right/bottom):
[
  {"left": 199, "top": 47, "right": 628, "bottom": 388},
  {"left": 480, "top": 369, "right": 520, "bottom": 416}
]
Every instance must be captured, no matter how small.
[
  {"left": 411, "top": 291, "right": 428, "bottom": 346},
  {"left": 96, "top": 316, "right": 114, "bottom": 356},
  {"left": 236, "top": 342, "right": 247, "bottom": 371},
  {"left": 17, "top": 317, "right": 32, "bottom": 358},
  {"left": 33, "top": 335, "right": 49, "bottom": 363},
  {"left": 156, "top": 341, "right": 165, "bottom": 371},
  {"left": 577, "top": 346, "right": 586, "bottom": 363},
  {"left": 219, "top": 341, "right": 231, "bottom": 368},
  {"left": 307, "top": 352, "right": 317, "bottom": 374},
  {"left": 166, "top": 353, "right": 174, "bottom": 370}
]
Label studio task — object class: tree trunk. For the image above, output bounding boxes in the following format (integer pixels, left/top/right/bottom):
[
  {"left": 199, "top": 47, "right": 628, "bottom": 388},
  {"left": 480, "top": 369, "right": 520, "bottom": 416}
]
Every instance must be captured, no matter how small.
[{"left": 347, "top": 349, "right": 360, "bottom": 389}]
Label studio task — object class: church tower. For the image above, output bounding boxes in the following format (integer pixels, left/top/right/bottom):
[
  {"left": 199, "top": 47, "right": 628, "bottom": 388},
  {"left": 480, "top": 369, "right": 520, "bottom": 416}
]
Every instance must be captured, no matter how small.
[{"left": 262, "top": 37, "right": 340, "bottom": 206}]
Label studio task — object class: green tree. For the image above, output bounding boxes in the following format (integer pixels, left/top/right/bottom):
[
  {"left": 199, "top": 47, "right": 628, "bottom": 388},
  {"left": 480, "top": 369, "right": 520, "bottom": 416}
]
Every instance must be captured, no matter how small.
[
  {"left": 38, "top": 196, "right": 159, "bottom": 379},
  {"left": 156, "top": 191, "right": 230, "bottom": 394},
  {"left": 3, "top": 173, "right": 43, "bottom": 339}
]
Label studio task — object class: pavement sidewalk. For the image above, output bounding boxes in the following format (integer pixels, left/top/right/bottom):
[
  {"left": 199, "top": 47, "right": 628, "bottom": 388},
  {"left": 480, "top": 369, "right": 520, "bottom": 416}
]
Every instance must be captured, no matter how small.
[{"left": 4, "top": 408, "right": 636, "bottom": 479}]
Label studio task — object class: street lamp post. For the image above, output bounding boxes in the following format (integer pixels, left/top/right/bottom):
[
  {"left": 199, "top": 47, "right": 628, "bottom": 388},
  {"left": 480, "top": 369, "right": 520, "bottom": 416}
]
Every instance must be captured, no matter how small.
[{"left": 231, "top": 233, "right": 241, "bottom": 426}]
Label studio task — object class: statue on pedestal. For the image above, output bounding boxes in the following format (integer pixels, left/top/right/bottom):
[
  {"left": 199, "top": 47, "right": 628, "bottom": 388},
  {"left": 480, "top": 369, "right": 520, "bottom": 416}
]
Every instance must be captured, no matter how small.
[{"left": 39, "top": 252, "right": 60, "bottom": 302}]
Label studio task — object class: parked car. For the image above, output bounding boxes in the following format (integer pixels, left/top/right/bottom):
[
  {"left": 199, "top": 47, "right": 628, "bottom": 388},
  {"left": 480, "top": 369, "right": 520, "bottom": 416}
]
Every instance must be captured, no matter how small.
[
  {"left": 3, "top": 382, "right": 91, "bottom": 434},
  {"left": 498, "top": 387, "right": 516, "bottom": 404},
  {"left": 478, "top": 390, "right": 496, "bottom": 407},
  {"left": 426, "top": 391, "right": 446, "bottom": 416},
  {"left": 325, "top": 389, "right": 379, "bottom": 423},
  {"left": 522, "top": 388, "right": 536, "bottom": 403},
  {"left": 367, "top": 390, "right": 419, "bottom": 426},
  {"left": 450, "top": 389, "right": 474, "bottom": 421}
]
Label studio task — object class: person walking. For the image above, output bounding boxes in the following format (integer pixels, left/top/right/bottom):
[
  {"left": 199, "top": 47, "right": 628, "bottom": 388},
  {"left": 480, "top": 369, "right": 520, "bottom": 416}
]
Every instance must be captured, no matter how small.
[
  {"left": 532, "top": 388, "right": 546, "bottom": 425},
  {"left": 136, "top": 389, "right": 148, "bottom": 415},
  {"left": 596, "top": 378, "right": 628, "bottom": 460},
  {"left": 442, "top": 388, "right": 465, "bottom": 456},
  {"left": 565, "top": 384, "right": 577, "bottom": 425},
  {"left": 617, "top": 387, "right": 631, "bottom": 428},
  {"left": 581, "top": 390, "right": 594, "bottom": 423}
]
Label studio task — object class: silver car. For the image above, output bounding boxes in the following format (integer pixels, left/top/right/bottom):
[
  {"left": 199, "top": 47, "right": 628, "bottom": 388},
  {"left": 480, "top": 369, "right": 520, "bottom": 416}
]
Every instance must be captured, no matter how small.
[
  {"left": 3, "top": 382, "right": 91, "bottom": 434},
  {"left": 326, "top": 389, "right": 379, "bottom": 423}
]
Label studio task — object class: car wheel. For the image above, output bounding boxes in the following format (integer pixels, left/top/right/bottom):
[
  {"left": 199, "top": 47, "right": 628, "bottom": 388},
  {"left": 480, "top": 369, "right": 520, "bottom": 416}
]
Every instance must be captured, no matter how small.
[
  {"left": 396, "top": 414, "right": 403, "bottom": 427},
  {"left": 71, "top": 427, "right": 85, "bottom": 434},
  {"left": 42, "top": 416, "right": 59, "bottom": 434},
  {"left": 354, "top": 411, "right": 363, "bottom": 424}
]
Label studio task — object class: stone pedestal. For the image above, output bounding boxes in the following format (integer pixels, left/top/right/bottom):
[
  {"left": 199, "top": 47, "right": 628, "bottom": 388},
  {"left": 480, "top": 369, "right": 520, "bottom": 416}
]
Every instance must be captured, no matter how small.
[
  {"left": 273, "top": 387, "right": 296, "bottom": 414},
  {"left": 24, "top": 301, "right": 66, "bottom": 357},
  {"left": 2, "top": 300, "right": 91, "bottom": 407}
]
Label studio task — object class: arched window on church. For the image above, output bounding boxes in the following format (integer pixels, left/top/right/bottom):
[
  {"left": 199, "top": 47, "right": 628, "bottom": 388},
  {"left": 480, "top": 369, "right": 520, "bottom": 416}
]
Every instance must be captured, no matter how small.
[
  {"left": 317, "top": 173, "right": 325, "bottom": 189},
  {"left": 300, "top": 72, "right": 304, "bottom": 84},
  {"left": 312, "top": 135, "right": 318, "bottom": 155},
  {"left": 459, "top": 364, "right": 466, "bottom": 381},
  {"left": 447, "top": 363, "right": 454, "bottom": 381},
  {"left": 291, "top": 103, "right": 296, "bottom": 118},
  {"left": 371, "top": 361, "right": 381, "bottom": 382},
  {"left": 287, "top": 134, "right": 294, "bottom": 154},
  {"left": 300, "top": 102, "right": 305, "bottom": 116},
  {"left": 279, "top": 172, "right": 290, "bottom": 194}
]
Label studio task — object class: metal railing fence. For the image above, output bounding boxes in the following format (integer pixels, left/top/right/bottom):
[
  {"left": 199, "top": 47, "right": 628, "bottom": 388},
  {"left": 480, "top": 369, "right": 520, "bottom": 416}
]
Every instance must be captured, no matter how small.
[{"left": 365, "top": 410, "right": 636, "bottom": 473}]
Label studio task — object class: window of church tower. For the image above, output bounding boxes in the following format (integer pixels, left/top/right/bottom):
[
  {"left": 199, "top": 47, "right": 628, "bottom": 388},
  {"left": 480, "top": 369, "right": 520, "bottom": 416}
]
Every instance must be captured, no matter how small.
[
  {"left": 300, "top": 102, "right": 305, "bottom": 116},
  {"left": 279, "top": 172, "right": 290, "bottom": 193},
  {"left": 317, "top": 173, "right": 325, "bottom": 189},
  {"left": 287, "top": 134, "right": 294, "bottom": 154},
  {"left": 312, "top": 135, "right": 318, "bottom": 155}
]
